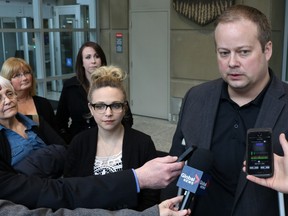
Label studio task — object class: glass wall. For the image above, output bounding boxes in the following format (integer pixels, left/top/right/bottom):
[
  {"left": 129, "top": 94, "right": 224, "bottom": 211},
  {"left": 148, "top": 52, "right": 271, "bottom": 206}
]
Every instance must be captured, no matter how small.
[{"left": 0, "top": 0, "right": 98, "bottom": 101}]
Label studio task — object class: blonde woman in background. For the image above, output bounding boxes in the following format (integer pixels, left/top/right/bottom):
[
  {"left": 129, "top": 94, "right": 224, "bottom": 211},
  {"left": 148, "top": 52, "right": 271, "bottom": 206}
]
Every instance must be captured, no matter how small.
[{"left": 0, "top": 57, "right": 57, "bottom": 130}]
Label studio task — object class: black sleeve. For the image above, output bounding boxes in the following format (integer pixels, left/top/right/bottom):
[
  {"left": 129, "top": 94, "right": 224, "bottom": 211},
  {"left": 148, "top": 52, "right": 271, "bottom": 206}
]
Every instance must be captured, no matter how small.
[
  {"left": 33, "top": 96, "right": 58, "bottom": 131},
  {"left": 0, "top": 160, "right": 138, "bottom": 210},
  {"left": 37, "top": 116, "right": 67, "bottom": 146},
  {"left": 63, "top": 131, "right": 94, "bottom": 177},
  {"left": 137, "top": 137, "right": 160, "bottom": 211},
  {"left": 13, "top": 144, "right": 67, "bottom": 178}
]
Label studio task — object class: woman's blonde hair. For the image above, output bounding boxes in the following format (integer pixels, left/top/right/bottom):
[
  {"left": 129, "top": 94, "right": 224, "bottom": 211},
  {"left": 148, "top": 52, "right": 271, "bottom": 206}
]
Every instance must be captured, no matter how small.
[
  {"left": 0, "top": 57, "right": 36, "bottom": 96},
  {"left": 87, "top": 65, "right": 127, "bottom": 102}
]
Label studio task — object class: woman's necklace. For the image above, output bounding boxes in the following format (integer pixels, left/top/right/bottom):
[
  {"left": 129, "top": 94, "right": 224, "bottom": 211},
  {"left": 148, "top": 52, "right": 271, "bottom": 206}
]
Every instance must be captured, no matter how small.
[
  {"left": 97, "top": 126, "right": 124, "bottom": 157},
  {"left": 96, "top": 127, "right": 124, "bottom": 174},
  {"left": 101, "top": 141, "right": 118, "bottom": 159}
]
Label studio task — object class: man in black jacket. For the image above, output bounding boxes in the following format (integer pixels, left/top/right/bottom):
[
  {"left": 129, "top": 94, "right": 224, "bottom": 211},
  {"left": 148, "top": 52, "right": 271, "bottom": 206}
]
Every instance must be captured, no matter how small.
[{"left": 0, "top": 155, "right": 184, "bottom": 210}]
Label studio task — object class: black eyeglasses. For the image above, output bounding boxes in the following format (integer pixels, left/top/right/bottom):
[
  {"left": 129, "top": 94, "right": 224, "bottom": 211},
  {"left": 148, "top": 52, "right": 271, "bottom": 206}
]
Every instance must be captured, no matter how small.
[{"left": 89, "top": 102, "right": 127, "bottom": 114}]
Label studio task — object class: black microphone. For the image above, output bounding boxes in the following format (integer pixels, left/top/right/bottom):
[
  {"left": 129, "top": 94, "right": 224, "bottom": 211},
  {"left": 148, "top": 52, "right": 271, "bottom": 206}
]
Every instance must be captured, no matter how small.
[{"left": 177, "top": 148, "right": 213, "bottom": 210}]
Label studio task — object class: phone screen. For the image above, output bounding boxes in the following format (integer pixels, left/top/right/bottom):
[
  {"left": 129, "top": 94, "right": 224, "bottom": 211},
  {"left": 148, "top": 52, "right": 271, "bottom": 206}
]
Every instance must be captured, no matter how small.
[{"left": 246, "top": 129, "right": 273, "bottom": 178}]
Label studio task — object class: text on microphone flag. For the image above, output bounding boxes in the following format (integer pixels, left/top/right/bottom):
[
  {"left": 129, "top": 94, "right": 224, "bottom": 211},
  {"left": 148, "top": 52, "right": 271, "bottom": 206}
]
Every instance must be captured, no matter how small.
[{"left": 177, "top": 165, "right": 210, "bottom": 195}]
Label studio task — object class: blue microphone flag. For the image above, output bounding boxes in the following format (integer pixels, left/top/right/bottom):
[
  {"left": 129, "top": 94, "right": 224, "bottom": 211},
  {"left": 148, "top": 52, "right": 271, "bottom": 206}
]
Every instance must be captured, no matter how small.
[{"left": 177, "top": 165, "right": 210, "bottom": 195}]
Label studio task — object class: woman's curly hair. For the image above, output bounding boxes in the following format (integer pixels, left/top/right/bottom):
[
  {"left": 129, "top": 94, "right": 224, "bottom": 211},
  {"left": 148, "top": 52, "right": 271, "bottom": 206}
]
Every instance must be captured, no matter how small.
[{"left": 88, "top": 65, "right": 127, "bottom": 103}]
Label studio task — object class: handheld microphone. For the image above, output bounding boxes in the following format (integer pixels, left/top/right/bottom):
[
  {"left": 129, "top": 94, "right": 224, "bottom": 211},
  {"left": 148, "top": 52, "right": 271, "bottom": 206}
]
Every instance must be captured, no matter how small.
[{"left": 177, "top": 148, "right": 213, "bottom": 210}]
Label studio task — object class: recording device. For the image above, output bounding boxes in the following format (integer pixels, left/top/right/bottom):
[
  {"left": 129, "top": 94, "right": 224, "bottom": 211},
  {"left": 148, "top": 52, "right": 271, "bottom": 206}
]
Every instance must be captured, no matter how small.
[
  {"left": 177, "top": 146, "right": 197, "bottom": 162},
  {"left": 177, "top": 148, "right": 213, "bottom": 210},
  {"left": 246, "top": 128, "right": 274, "bottom": 178}
]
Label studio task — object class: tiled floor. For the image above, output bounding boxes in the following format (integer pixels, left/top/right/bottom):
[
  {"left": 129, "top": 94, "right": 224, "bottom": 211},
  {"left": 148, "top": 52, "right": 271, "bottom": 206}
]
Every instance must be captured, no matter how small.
[{"left": 132, "top": 115, "right": 177, "bottom": 153}]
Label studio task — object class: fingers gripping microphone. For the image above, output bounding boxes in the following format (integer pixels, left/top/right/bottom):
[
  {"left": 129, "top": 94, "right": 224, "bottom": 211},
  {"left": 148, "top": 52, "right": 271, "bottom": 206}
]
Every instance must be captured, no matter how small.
[{"left": 177, "top": 148, "right": 213, "bottom": 210}]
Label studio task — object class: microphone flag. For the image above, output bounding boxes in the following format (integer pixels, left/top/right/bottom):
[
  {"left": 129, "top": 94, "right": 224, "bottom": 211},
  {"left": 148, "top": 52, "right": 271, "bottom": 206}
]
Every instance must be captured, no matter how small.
[{"left": 177, "top": 165, "right": 210, "bottom": 196}]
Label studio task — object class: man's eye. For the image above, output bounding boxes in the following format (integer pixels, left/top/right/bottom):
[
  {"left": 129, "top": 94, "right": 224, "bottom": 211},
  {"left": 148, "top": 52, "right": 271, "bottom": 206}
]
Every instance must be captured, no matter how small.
[
  {"left": 219, "top": 51, "right": 229, "bottom": 57},
  {"left": 239, "top": 50, "right": 250, "bottom": 56}
]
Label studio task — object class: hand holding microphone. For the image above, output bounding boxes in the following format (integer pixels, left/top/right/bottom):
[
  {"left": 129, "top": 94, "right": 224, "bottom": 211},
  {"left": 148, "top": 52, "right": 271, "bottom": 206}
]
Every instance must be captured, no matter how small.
[{"left": 176, "top": 148, "right": 214, "bottom": 210}]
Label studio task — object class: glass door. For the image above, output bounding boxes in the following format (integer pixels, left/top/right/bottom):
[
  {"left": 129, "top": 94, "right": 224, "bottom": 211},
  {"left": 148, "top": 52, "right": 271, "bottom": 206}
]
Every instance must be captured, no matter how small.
[
  {"left": 51, "top": 5, "right": 88, "bottom": 94},
  {"left": 0, "top": 17, "right": 34, "bottom": 68},
  {"left": 0, "top": 1, "right": 98, "bottom": 102}
]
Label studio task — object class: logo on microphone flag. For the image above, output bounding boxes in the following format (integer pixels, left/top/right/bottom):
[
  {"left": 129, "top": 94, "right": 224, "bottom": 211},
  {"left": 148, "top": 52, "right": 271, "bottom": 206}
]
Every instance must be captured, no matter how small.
[{"left": 177, "top": 165, "right": 210, "bottom": 195}]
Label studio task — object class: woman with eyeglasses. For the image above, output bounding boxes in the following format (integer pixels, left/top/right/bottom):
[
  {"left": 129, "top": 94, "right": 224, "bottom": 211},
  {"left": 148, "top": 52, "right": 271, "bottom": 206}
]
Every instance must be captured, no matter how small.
[
  {"left": 0, "top": 57, "right": 57, "bottom": 130},
  {"left": 0, "top": 75, "right": 66, "bottom": 178},
  {"left": 56, "top": 41, "right": 133, "bottom": 144},
  {"left": 64, "top": 65, "right": 159, "bottom": 211}
]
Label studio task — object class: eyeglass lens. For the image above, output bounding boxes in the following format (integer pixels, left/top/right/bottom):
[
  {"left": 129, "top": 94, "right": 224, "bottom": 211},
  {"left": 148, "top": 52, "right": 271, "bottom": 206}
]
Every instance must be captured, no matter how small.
[
  {"left": 91, "top": 102, "right": 125, "bottom": 113},
  {"left": 13, "top": 71, "right": 31, "bottom": 79}
]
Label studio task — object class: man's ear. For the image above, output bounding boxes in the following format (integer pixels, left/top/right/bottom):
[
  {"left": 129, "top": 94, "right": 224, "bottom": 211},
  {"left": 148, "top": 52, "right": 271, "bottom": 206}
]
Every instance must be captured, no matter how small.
[{"left": 264, "top": 41, "right": 272, "bottom": 61}]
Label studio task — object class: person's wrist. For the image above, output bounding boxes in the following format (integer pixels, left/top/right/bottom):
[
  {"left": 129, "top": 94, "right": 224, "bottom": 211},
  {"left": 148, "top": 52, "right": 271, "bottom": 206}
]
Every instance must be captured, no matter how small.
[
  {"left": 132, "top": 169, "right": 141, "bottom": 192},
  {"left": 134, "top": 168, "right": 145, "bottom": 189}
]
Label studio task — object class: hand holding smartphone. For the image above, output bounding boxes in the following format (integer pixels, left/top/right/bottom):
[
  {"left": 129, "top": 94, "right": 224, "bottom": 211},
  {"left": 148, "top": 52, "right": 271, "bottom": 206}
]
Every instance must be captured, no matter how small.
[
  {"left": 177, "top": 146, "right": 197, "bottom": 162},
  {"left": 246, "top": 128, "right": 274, "bottom": 178}
]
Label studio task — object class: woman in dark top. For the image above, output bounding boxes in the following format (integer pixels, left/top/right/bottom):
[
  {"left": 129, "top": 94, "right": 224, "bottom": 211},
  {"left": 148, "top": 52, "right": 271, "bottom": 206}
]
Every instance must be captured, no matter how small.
[
  {"left": 64, "top": 65, "right": 159, "bottom": 211},
  {"left": 56, "top": 41, "right": 133, "bottom": 143},
  {"left": 0, "top": 57, "right": 57, "bottom": 130}
]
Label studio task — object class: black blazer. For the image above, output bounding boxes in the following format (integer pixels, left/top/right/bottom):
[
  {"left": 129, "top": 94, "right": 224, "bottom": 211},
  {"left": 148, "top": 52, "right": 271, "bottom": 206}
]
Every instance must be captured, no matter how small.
[
  {"left": 170, "top": 70, "right": 288, "bottom": 216},
  {"left": 0, "top": 160, "right": 138, "bottom": 210}
]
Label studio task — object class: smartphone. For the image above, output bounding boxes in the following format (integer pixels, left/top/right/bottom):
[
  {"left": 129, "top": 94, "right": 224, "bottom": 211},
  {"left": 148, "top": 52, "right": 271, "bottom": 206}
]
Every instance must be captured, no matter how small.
[
  {"left": 246, "top": 128, "right": 274, "bottom": 178},
  {"left": 177, "top": 146, "right": 197, "bottom": 162}
]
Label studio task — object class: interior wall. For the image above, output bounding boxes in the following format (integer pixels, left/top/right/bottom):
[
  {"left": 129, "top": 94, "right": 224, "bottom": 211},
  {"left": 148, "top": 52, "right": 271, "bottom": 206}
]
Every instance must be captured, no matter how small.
[
  {"left": 170, "top": 0, "right": 285, "bottom": 98},
  {"left": 99, "top": 0, "right": 285, "bottom": 101},
  {"left": 98, "top": 0, "right": 130, "bottom": 96},
  {"left": 98, "top": 0, "right": 129, "bottom": 71}
]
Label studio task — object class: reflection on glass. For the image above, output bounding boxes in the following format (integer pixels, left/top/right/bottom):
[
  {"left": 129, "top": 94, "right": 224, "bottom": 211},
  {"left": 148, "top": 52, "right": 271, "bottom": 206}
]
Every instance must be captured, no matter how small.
[
  {"left": 46, "top": 80, "right": 63, "bottom": 100},
  {"left": 0, "top": 3, "right": 93, "bottom": 102},
  {"left": 60, "top": 15, "right": 74, "bottom": 75},
  {"left": 1, "top": 18, "right": 17, "bottom": 63}
]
